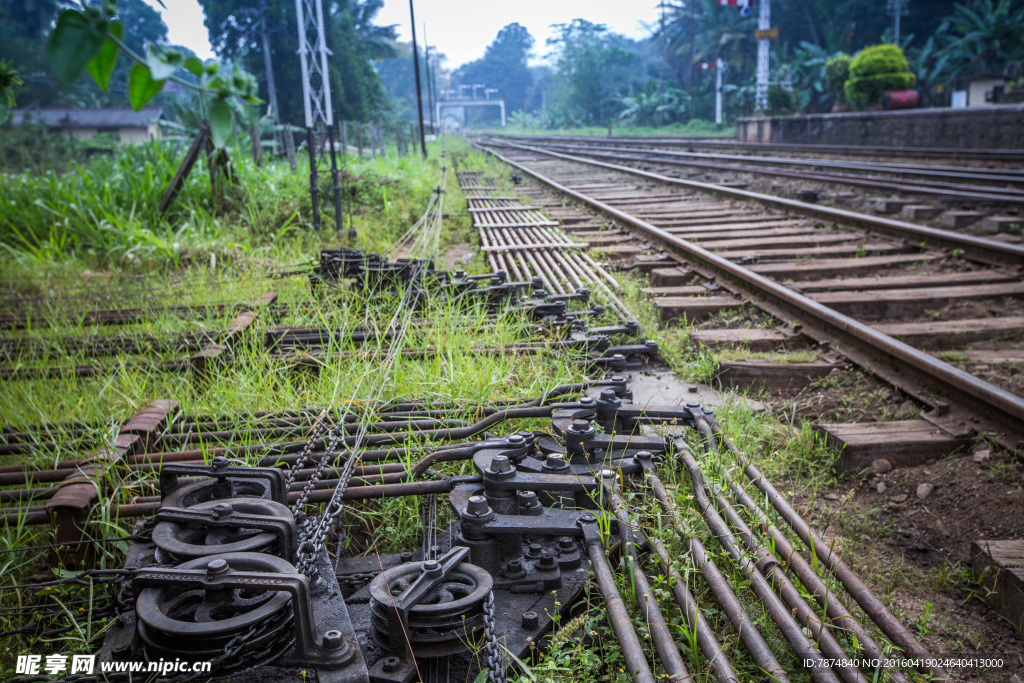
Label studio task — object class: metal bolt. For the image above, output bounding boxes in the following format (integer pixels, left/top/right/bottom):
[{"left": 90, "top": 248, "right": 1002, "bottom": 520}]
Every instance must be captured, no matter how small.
[
  {"left": 544, "top": 454, "right": 568, "bottom": 470},
  {"left": 112, "top": 643, "right": 131, "bottom": 660},
  {"left": 518, "top": 490, "right": 539, "bottom": 505},
  {"left": 211, "top": 503, "right": 233, "bottom": 519},
  {"left": 207, "top": 559, "right": 229, "bottom": 576},
  {"left": 466, "top": 496, "right": 490, "bottom": 516},
  {"left": 507, "top": 434, "right": 524, "bottom": 445},
  {"left": 211, "top": 456, "right": 229, "bottom": 470},
  {"left": 611, "top": 375, "right": 624, "bottom": 383},
  {"left": 382, "top": 656, "right": 400, "bottom": 673},
  {"left": 557, "top": 536, "right": 575, "bottom": 551},
  {"left": 686, "top": 401, "right": 700, "bottom": 409},
  {"left": 600, "top": 389, "right": 617, "bottom": 401},
  {"left": 401, "top": 552, "right": 413, "bottom": 562},
  {"left": 580, "top": 513, "right": 596, "bottom": 523},
  {"left": 688, "top": 386, "right": 698, "bottom": 393},
  {"left": 571, "top": 418, "right": 591, "bottom": 430},
  {"left": 422, "top": 560, "right": 441, "bottom": 573},
  {"left": 490, "top": 455, "right": 512, "bottom": 473},
  {"left": 522, "top": 611, "right": 539, "bottom": 628},
  {"left": 636, "top": 451, "right": 653, "bottom": 461},
  {"left": 602, "top": 469, "right": 614, "bottom": 479},
  {"left": 579, "top": 397, "right": 595, "bottom": 406},
  {"left": 323, "top": 630, "right": 343, "bottom": 650},
  {"left": 538, "top": 550, "right": 556, "bottom": 568},
  {"left": 527, "top": 543, "right": 543, "bottom": 557},
  {"left": 509, "top": 559, "right": 523, "bottom": 571}
]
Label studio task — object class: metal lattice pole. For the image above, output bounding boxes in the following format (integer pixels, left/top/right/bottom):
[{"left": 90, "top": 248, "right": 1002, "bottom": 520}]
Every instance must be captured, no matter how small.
[
  {"left": 755, "top": 0, "right": 770, "bottom": 112},
  {"left": 295, "top": 0, "right": 342, "bottom": 232}
]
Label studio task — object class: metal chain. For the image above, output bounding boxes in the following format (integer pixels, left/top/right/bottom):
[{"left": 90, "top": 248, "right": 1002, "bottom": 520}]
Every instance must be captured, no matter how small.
[
  {"left": 292, "top": 423, "right": 344, "bottom": 510},
  {"left": 295, "top": 263, "right": 426, "bottom": 577},
  {"left": 283, "top": 416, "right": 330, "bottom": 490},
  {"left": 336, "top": 572, "right": 380, "bottom": 588},
  {"left": 481, "top": 591, "right": 505, "bottom": 683}
]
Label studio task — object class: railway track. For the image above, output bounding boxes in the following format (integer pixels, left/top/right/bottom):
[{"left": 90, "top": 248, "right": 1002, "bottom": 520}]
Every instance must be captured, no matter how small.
[
  {"left": 491, "top": 136, "right": 1024, "bottom": 237},
  {"left": 475, "top": 137, "right": 1024, "bottom": 457},
  {"left": 2, "top": 139, "right": 1021, "bottom": 683},
  {"left": 502, "top": 133, "right": 1024, "bottom": 163}
]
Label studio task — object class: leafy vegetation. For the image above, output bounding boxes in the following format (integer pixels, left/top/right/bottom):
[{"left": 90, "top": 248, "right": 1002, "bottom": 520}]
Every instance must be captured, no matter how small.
[
  {"left": 844, "top": 44, "right": 917, "bottom": 104},
  {"left": 0, "top": 135, "right": 439, "bottom": 268}
]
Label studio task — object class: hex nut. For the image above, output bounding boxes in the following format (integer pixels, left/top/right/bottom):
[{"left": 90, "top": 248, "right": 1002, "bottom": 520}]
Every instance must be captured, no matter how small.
[{"left": 323, "top": 630, "right": 343, "bottom": 650}]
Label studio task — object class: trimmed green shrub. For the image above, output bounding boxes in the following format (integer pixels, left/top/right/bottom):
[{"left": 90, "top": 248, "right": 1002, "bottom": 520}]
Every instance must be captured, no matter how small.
[
  {"left": 844, "top": 45, "right": 916, "bottom": 104},
  {"left": 825, "top": 55, "right": 852, "bottom": 103}
]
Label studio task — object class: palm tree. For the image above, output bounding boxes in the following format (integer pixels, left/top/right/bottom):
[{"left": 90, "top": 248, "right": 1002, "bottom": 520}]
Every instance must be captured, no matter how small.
[
  {"left": 654, "top": 0, "right": 757, "bottom": 92},
  {"left": 932, "top": 0, "right": 1024, "bottom": 81}
]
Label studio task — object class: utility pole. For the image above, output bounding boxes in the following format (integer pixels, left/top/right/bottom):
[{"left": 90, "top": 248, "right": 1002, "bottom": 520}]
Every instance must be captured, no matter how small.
[
  {"left": 258, "top": 3, "right": 280, "bottom": 125},
  {"left": 688, "top": 0, "right": 695, "bottom": 94},
  {"left": 423, "top": 26, "right": 436, "bottom": 133},
  {"left": 715, "top": 59, "right": 727, "bottom": 127},
  {"left": 409, "top": 0, "right": 427, "bottom": 158},
  {"left": 887, "top": 0, "right": 909, "bottom": 45},
  {"left": 755, "top": 0, "right": 770, "bottom": 111},
  {"left": 295, "top": 0, "right": 342, "bottom": 232}
]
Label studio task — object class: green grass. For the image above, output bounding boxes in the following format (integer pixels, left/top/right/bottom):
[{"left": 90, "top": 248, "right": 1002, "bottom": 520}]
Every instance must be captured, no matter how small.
[{"left": 0, "top": 136, "right": 1006, "bottom": 683}]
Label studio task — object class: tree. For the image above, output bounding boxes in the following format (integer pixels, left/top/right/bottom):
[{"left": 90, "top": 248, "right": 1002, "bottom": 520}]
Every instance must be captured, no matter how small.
[
  {"left": 825, "top": 53, "right": 851, "bottom": 104},
  {"left": 545, "top": 20, "right": 644, "bottom": 125},
  {"left": 200, "top": 0, "right": 396, "bottom": 125},
  {"left": 844, "top": 44, "right": 916, "bottom": 104},
  {"left": 932, "top": 0, "right": 1024, "bottom": 82},
  {"left": 0, "top": 0, "right": 188, "bottom": 109},
  {"left": 452, "top": 23, "right": 534, "bottom": 113},
  {"left": 327, "top": 0, "right": 396, "bottom": 121}
]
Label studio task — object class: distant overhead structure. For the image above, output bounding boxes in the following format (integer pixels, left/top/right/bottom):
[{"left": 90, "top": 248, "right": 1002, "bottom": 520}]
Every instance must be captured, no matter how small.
[
  {"left": 437, "top": 86, "right": 506, "bottom": 129},
  {"left": 718, "top": 0, "right": 766, "bottom": 110},
  {"left": 295, "top": 0, "right": 343, "bottom": 233},
  {"left": 887, "top": 0, "right": 910, "bottom": 45}
]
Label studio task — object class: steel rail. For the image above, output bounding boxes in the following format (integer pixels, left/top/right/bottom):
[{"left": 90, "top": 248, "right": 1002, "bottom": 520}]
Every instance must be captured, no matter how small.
[
  {"left": 641, "top": 458, "right": 789, "bottom": 682},
  {"left": 607, "top": 492, "right": 693, "bottom": 683},
  {"left": 482, "top": 138, "right": 1024, "bottom": 265},
  {"left": 494, "top": 136, "right": 1024, "bottom": 184},
  {"left": 711, "top": 455, "right": 911, "bottom": 683},
  {"left": 475, "top": 141, "right": 1024, "bottom": 449},
  {"left": 676, "top": 441, "right": 841, "bottom": 683},
  {"left": 741, "top": 456, "right": 951, "bottom": 681},
  {"left": 707, "top": 480, "right": 869, "bottom": 683},
  {"left": 585, "top": 530, "right": 657, "bottom": 683},
  {"left": 496, "top": 133, "right": 1024, "bottom": 162},
  {"left": 517, "top": 141, "right": 1024, "bottom": 203}
]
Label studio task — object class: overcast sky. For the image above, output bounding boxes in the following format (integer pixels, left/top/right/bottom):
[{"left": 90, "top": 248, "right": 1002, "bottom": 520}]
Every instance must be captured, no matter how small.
[{"left": 141, "top": 0, "right": 661, "bottom": 68}]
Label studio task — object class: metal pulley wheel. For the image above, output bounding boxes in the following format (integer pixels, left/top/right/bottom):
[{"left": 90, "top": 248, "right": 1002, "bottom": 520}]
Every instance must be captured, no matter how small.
[
  {"left": 163, "top": 474, "right": 277, "bottom": 509},
  {"left": 368, "top": 559, "right": 493, "bottom": 658},
  {"left": 152, "top": 498, "right": 294, "bottom": 563},
  {"left": 135, "top": 553, "right": 296, "bottom": 674}
]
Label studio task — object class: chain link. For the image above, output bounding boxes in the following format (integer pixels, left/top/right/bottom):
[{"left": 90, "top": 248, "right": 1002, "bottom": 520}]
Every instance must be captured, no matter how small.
[
  {"left": 284, "top": 416, "right": 330, "bottom": 491},
  {"left": 481, "top": 591, "right": 505, "bottom": 683},
  {"left": 292, "top": 261, "right": 425, "bottom": 578}
]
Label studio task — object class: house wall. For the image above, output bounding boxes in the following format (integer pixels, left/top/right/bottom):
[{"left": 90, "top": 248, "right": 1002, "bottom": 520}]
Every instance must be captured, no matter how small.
[
  {"left": 736, "top": 104, "right": 1024, "bottom": 149},
  {"left": 967, "top": 78, "right": 1006, "bottom": 107},
  {"left": 57, "top": 126, "right": 158, "bottom": 145},
  {"left": 118, "top": 126, "right": 159, "bottom": 145}
]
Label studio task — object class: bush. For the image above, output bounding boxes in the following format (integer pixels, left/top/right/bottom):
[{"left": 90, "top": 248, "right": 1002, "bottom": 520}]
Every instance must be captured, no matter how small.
[
  {"left": 767, "top": 84, "right": 799, "bottom": 112},
  {"left": 844, "top": 45, "right": 916, "bottom": 104},
  {"left": 825, "top": 55, "right": 852, "bottom": 103}
]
